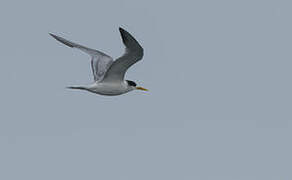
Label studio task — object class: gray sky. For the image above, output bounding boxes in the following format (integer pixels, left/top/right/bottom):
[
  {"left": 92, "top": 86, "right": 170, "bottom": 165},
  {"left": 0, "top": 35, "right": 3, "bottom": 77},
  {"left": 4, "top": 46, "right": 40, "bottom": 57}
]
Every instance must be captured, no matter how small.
[{"left": 0, "top": 0, "right": 291, "bottom": 179}]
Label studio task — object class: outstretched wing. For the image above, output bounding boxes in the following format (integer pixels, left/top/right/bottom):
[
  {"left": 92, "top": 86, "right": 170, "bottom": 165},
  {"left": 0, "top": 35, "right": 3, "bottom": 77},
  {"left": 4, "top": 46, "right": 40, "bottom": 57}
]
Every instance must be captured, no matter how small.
[
  {"left": 50, "top": 33, "right": 113, "bottom": 82},
  {"left": 101, "top": 28, "right": 144, "bottom": 82}
]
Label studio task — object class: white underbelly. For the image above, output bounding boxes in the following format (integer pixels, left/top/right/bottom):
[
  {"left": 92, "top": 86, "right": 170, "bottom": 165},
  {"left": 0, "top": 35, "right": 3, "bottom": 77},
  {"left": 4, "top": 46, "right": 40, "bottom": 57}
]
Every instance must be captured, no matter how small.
[{"left": 90, "top": 82, "right": 130, "bottom": 96}]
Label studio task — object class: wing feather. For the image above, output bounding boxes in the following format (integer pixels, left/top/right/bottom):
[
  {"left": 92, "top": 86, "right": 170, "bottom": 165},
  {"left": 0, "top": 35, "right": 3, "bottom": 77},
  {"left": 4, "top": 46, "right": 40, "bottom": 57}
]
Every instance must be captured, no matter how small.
[
  {"left": 50, "top": 33, "right": 113, "bottom": 81},
  {"left": 101, "top": 28, "right": 144, "bottom": 82}
]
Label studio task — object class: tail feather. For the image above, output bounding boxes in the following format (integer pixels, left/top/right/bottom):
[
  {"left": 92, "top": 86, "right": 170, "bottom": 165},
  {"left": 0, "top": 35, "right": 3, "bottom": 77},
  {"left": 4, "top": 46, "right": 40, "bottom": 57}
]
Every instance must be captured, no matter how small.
[{"left": 66, "top": 86, "right": 87, "bottom": 90}]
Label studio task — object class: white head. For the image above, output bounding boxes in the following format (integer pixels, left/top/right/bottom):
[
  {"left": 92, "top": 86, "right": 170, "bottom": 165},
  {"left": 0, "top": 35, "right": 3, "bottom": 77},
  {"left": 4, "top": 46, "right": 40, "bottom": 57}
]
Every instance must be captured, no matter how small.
[{"left": 126, "top": 80, "right": 148, "bottom": 92}]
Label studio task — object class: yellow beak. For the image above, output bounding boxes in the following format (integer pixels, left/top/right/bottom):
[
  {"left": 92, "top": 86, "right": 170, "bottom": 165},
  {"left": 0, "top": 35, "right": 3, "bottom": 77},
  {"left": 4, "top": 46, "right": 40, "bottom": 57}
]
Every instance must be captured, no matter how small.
[{"left": 136, "top": 86, "right": 149, "bottom": 91}]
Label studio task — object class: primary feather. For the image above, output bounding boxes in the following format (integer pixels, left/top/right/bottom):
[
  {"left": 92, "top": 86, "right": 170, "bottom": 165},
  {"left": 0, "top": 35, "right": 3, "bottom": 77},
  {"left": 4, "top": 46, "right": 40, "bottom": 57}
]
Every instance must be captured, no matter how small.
[
  {"left": 102, "top": 27, "right": 144, "bottom": 82},
  {"left": 49, "top": 33, "right": 113, "bottom": 82}
]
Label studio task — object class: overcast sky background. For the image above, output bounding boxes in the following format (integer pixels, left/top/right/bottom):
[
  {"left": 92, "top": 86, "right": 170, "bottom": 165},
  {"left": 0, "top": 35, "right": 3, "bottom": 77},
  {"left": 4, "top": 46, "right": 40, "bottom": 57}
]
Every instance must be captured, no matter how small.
[{"left": 0, "top": 0, "right": 291, "bottom": 179}]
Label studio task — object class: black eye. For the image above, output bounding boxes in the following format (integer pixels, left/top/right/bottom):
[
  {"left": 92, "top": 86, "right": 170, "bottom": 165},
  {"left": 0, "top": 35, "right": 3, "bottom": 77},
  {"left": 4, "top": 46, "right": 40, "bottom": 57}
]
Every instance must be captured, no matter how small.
[{"left": 126, "top": 80, "right": 137, "bottom": 87}]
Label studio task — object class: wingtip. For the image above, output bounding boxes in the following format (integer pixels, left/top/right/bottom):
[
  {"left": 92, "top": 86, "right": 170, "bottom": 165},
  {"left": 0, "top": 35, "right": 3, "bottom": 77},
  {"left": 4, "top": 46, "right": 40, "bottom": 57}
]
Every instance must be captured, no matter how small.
[
  {"left": 49, "top": 33, "right": 75, "bottom": 48},
  {"left": 49, "top": 33, "right": 58, "bottom": 39},
  {"left": 119, "top": 27, "right": 126, "bottom": 33},
  {"left": 119, "top": 27, "right": 128, "bottom": 42}
]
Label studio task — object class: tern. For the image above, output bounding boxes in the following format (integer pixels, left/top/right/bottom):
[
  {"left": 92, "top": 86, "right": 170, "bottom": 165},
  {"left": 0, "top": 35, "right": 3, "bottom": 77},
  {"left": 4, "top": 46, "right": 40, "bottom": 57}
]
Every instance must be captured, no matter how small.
[{"left": 50, "top": 27, "right": 148, "bottom": 96}]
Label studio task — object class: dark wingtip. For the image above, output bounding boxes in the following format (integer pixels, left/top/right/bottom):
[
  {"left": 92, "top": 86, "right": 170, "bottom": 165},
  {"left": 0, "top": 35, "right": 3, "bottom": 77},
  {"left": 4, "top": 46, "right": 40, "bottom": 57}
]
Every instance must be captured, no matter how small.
[
  {"left": 49, "top": 33, "right": 74, "bottom": 48},
  {"left": 119, "top": 27, "right": 127, "bottom": 43},
  {"left": 119, "top": 27, "right": 127, "bottom": 38},
  {"left": 49, "top": 33, "right": 60, "bottom": 41},
  {"left": 118, "top": 27, "right": 143, "bottom": 56},
  {"left": 119, "top": 27, "right": 124, "bottom": 32},
  {"left": 49, "top": 33, "right": 57, "bottom": 38}
]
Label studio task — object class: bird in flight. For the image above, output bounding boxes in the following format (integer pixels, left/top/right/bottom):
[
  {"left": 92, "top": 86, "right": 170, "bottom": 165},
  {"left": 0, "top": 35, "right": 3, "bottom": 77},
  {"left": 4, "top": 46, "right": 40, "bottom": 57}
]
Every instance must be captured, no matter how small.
[{"left": 50, "top": 27, "right": 148, "bottom": 96}]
